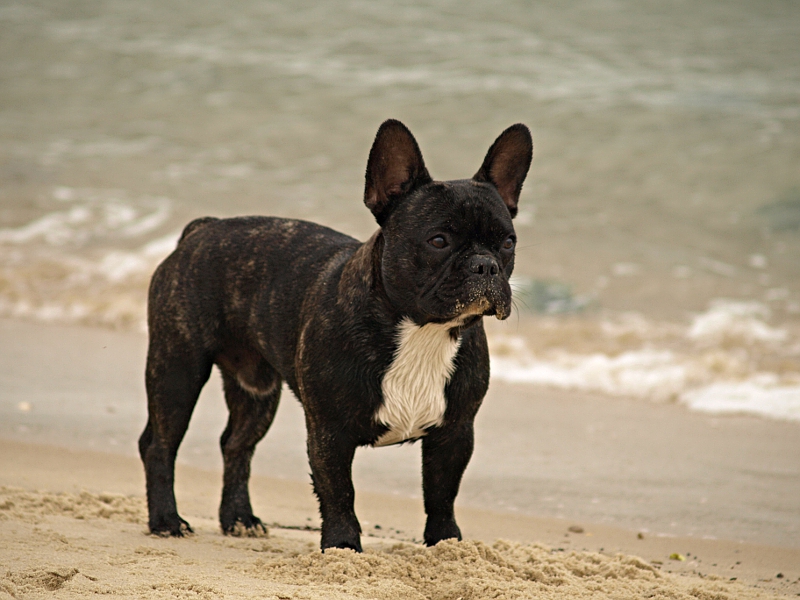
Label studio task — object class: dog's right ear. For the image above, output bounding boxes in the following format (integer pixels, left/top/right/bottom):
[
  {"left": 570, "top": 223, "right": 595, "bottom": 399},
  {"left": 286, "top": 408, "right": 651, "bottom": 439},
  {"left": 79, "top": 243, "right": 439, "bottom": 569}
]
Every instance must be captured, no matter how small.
[{"left": 364, "top": 120, "right": 432, "bottom": 226}]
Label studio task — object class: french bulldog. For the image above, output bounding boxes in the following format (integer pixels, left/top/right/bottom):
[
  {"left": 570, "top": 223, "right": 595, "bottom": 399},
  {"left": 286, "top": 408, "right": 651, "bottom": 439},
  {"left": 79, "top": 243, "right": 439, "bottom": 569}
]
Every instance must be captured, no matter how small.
[{"left": 139, "top": 119, "right": 532, "bottom": 551}]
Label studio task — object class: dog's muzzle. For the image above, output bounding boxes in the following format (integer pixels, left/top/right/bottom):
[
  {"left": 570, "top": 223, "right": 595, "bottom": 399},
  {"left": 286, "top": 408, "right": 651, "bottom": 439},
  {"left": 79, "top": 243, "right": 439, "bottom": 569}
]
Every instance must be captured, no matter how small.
[{"left": 456, "top": 258, "right": 512, "bottom": 320}]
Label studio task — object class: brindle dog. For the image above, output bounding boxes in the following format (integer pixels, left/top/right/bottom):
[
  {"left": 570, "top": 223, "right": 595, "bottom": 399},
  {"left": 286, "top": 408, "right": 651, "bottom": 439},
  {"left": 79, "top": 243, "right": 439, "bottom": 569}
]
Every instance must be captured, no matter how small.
[{"left": 139, "top": 119, "right": 532, "bottom": 551}]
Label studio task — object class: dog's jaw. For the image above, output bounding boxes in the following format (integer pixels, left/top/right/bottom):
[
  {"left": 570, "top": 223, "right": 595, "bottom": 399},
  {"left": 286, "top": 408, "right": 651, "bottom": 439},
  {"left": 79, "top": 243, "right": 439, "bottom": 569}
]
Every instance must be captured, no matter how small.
[
  {"left": 373, "top": 317, "right": 462, "bottom": 447},
  {"left": 452, "top": 293, "right": 509, "bottom": 321}
]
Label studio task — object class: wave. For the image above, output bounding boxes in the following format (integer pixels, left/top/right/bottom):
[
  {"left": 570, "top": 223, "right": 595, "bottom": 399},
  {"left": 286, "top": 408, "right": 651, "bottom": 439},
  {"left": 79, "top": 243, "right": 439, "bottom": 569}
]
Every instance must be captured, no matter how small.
[
  {"left": 1, "top": 189, "right": 798, "bottom": 422},
  {"left": 489, "top": 301, "right": 800, "bottom": 422},
  {"left": 0, "top": 187, "right": 179, "bottom": 329}
]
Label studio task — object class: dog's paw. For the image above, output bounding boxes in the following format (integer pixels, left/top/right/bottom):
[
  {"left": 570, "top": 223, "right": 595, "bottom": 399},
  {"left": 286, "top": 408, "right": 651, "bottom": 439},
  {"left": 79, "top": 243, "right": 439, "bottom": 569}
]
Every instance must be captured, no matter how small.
[
  {"left": 222, "top": 515, "right": 269, "bottom": 538},
  {"left": 423, "top": 517, "right": 462, "bottom": 547},
  {"left": 321, "top": 538, "right": 363, "bottom": 553},
  {"left": 149, "top": 514, "right": 194, "bottom": 537},
  {"left": 320, "top": 521, "right": 363, "bottom": 553}
]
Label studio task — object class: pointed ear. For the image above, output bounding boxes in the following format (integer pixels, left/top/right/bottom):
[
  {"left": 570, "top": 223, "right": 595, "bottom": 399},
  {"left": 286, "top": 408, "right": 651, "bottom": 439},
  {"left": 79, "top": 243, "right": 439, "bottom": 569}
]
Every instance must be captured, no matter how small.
[
  {"left": 364, "top": 119, "right": 432, "bottom": 225},
  {"left": 473, "top": 124, "right": 533, "bottom": 218}
]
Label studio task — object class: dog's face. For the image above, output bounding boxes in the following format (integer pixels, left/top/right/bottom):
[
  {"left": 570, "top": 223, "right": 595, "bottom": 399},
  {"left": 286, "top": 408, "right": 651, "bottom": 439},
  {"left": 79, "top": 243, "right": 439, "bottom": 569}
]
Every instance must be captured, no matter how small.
[
  {"left": 381, "top": 180, "right": 516, "bottom": 324},
  {"left": 364, "top": 120, "right": 533, "bottom": 326}
]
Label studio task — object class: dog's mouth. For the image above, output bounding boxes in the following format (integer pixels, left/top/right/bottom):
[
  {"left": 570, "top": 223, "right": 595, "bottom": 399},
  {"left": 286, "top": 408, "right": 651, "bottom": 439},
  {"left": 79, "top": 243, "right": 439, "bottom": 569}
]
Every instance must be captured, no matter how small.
[
  {"left": 450, "top": 288, "right": 511, "bottom": 321},
  {"left": 421, "top": 271, "right": 512, "bottom": 324}
]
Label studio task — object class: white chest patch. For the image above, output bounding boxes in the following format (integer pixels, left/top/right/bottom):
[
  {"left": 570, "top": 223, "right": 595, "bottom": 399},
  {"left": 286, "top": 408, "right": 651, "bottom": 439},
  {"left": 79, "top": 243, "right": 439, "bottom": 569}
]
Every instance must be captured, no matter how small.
[{"left": 374, "top": 318, "right": 462, "bottom": 447}]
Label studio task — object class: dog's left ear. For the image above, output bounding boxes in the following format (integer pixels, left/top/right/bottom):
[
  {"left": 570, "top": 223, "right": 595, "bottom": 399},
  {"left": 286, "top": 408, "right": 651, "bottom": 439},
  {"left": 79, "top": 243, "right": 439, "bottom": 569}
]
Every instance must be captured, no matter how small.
[
  {"left": 473, "top": 124, "right": 533, "bottom": 218},
  {"left": 364, "top": 119, "right": 433, "bottom": 226}
]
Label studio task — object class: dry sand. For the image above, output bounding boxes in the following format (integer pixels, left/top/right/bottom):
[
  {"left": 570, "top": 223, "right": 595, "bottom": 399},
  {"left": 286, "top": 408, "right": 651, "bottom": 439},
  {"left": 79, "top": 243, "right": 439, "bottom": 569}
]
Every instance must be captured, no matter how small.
[{"left": 2, "top": 440, "right": 799, "bottom": 600}]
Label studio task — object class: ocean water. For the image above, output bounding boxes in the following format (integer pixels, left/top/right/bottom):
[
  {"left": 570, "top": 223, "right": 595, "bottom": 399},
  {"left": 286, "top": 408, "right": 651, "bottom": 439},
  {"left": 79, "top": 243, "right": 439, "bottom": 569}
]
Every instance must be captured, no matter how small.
[
  {"left": 488, "top": 297, "right": 800, "bottom": 422},
  {"left": 1, "top": 0, "right": 799, "bottom": 419}
]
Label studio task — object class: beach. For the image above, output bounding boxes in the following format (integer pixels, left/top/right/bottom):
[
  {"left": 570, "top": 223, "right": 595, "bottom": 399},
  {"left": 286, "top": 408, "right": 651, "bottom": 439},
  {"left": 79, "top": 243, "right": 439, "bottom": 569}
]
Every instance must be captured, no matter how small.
[
  {"left": 2, "top": 319, "right": 799, "bottom": 598},
  {"left": 2, "top": 0, "right": 800, "bottom": 597},
  {"left": 2, "top": 441, "right": 799, "bottom": 599}
]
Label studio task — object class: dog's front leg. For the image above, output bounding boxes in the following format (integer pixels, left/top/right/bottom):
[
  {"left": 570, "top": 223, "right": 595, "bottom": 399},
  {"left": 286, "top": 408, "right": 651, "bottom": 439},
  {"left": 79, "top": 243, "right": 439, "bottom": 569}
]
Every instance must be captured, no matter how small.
[
  {"left": 421, "top": 422, "right": 475, "bottom": 546},
  {"left": 306, "top": 423, "right": 362, "bottom": 552}
]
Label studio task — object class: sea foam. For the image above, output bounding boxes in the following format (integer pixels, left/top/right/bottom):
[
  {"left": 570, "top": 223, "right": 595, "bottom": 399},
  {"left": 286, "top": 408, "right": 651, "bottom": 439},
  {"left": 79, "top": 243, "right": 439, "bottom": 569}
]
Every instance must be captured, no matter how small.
[
  {"left": 489, "top": 301, "right": 799, "bottom": 422},
  {"left": 0, "top": 187, "right": 178, "bottom": 329}
]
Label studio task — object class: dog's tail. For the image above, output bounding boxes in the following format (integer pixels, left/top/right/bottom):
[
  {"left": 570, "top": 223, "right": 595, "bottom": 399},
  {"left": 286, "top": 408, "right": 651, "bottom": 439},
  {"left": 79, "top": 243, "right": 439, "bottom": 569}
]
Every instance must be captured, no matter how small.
[{"left": 179, "top": 217, "right": 219, "bottom": 243}]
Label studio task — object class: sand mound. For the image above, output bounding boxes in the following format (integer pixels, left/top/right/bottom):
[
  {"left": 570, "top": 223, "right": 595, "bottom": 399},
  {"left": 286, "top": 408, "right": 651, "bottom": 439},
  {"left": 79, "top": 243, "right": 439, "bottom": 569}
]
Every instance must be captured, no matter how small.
[
  {"left": 240, "top": 539, "right": 766, "bottom": 600},
  {"left": 0, "top": 486, "right": 146, "bottom": 523}
]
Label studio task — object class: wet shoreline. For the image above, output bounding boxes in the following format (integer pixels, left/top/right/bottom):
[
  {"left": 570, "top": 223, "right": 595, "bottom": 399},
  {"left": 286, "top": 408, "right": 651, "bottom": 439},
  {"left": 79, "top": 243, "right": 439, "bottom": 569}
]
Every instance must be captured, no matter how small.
[{"left": 2, "top": 318, "right": 798, "bottom": 547}]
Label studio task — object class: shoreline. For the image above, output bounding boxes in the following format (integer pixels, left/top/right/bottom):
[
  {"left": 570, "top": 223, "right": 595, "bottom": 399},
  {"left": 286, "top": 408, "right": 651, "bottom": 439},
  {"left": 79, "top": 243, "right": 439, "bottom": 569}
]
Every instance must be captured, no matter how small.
[
  {"left": 2, "top": 438, "right": 799, "bottom": 598},
  {"left": 2, "top": 317, "right": 799, "bottom": 547},
  {"left": 2, "top": 318, "right": 800, "bottom": 597}
]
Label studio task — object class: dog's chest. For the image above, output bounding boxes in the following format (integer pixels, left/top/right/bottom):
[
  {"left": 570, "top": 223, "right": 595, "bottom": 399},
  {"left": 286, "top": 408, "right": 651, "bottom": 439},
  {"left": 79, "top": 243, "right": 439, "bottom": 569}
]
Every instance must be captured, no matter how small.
[{"left": 373, "top": 319, "right": 462, "bottom": 447}]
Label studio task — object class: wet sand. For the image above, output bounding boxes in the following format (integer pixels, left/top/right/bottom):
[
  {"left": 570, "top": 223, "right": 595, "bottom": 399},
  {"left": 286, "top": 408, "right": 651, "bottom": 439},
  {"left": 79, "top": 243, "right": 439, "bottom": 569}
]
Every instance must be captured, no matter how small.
[
  {"left": 2, "top": 319, "right": 800, "bottom": 598},
  {"left": 2, "top": 318, "right": 799, "bottom": 546}
]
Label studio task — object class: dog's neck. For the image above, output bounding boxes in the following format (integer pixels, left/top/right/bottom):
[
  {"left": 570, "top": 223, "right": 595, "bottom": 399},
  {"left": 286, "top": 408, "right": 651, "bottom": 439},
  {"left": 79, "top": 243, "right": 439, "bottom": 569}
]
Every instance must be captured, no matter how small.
[
  {"left": 373, "top": 317, "right": 462, "bottom": 447},
  {"left": 337, "top": 230, "right": 383, "bottom": 300}
]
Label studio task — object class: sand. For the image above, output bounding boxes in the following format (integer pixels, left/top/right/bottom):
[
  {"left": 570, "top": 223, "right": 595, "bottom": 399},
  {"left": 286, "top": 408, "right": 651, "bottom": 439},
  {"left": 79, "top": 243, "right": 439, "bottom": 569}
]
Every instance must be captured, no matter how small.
[
  {"left": 2, "top": 442, "right": 799, "bottom": 600},
  {"left": 3, "top": 318, "right": 799, "bottom": 547},
  {"left": 2, "top": 319, "right": 800, "bottom": 598}
]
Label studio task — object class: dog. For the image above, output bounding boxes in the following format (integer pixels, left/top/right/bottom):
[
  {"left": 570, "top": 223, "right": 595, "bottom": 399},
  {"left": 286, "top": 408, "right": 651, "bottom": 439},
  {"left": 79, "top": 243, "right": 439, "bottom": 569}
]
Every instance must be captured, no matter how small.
[{"left": 139, "top": 119, "right": 532, "bottom": 551}]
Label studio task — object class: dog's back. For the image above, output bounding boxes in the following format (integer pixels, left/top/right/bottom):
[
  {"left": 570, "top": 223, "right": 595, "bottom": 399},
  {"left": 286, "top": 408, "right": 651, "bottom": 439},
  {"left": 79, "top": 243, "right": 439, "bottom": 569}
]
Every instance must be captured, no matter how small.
[{"left": 149, "top": 216, "right": 359, "bottom": 379}]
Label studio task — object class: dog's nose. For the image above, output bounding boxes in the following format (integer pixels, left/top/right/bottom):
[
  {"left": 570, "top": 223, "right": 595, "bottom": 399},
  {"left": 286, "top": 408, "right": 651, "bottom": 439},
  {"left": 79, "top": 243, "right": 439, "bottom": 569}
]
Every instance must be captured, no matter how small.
[{"left": 468, "top": 255, "right": 499, "bottom": 276}]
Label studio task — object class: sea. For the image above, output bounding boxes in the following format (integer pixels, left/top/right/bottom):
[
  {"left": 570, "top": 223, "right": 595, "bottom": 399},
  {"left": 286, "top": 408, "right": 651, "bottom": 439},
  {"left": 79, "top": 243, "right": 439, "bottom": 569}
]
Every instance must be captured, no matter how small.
[{"left": 2, "top": 0, "right": 799, "bottom": 421}]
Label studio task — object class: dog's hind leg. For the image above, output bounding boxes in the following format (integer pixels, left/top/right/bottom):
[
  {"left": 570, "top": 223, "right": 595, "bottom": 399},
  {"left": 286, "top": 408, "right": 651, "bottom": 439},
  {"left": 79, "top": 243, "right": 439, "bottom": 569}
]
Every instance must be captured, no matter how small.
[
  {"left": 140, "top": 343, "right": 213, "bottom": 536},
  {"left": 218, "top": 364, "right": 281, "bottom": 535}
]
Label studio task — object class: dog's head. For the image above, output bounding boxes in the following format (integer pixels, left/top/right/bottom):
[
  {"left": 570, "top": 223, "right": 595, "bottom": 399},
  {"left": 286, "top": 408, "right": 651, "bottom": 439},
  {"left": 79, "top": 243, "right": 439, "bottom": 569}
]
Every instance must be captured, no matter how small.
[{"left": 364, "top": 119, "right": 532, "bottom": 326}]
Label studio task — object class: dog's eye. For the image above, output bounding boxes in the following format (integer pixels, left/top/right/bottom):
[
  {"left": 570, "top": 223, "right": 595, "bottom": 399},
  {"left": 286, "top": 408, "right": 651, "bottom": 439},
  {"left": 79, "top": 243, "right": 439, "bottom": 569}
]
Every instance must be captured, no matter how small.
[
  {"left": 428, "top": 235, "right": 448, "bottom": 249},
  {"left": 502, "top": 236, "right": 515, "bottom": 250}
]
